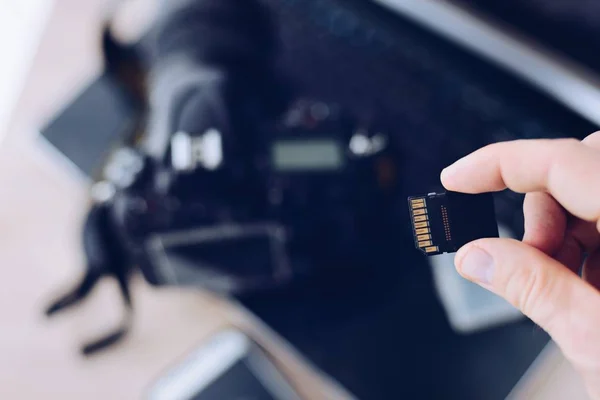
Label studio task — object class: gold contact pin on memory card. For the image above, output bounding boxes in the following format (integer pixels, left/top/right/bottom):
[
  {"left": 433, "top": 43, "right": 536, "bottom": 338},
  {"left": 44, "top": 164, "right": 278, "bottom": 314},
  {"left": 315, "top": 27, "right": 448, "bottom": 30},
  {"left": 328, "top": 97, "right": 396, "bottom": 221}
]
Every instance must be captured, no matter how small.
[
  {"left": 411, "top": 199, "right": 425, "bottom": 207},
  {"left": 410, "top": 196, "right": 446, "bottom": 254}
]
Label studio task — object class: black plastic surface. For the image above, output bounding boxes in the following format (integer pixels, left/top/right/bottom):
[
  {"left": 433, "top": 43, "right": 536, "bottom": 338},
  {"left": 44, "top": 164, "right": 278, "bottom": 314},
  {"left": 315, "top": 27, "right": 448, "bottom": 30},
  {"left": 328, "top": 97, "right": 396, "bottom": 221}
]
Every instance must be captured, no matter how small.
[
  {"left": 450, "top": 0, "right": 600, "bottom": 72},
  {"left": 241, "top": 247, "right": 549, "bottom": 400},
  {"left": 447, "top": 191, "right": 499, "bottom": 249}
]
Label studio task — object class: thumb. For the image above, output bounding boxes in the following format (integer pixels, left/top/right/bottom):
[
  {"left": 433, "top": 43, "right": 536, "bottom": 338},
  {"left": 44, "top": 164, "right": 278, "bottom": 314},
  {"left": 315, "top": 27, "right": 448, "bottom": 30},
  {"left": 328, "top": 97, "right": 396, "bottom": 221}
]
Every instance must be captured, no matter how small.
[{"left": 455, "top": 238, "right": 600, "bottom": 350}]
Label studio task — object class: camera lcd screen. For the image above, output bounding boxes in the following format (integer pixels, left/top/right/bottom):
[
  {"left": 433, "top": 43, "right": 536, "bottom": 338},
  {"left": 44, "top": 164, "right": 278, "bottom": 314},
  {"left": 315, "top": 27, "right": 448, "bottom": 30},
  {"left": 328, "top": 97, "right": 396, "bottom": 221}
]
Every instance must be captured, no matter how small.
[{"left": 272, "top": 139, "right": 345, "bottom": 171}]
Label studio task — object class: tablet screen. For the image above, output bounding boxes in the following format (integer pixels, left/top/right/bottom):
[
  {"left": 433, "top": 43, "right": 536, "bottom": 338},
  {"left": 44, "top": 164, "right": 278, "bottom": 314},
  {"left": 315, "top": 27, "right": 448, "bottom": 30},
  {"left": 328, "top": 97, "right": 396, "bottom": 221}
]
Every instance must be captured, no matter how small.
[{"left": 190, "top": 360, "right": 276, "bottom": 400}]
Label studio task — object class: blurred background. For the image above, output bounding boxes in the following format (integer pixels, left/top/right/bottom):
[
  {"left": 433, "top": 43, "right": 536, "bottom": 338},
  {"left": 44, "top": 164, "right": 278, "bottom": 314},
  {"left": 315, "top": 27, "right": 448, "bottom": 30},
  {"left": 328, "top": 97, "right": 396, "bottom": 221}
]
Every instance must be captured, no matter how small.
[{"left": 1, "top": 0, "right": 599, "bottom": 399}]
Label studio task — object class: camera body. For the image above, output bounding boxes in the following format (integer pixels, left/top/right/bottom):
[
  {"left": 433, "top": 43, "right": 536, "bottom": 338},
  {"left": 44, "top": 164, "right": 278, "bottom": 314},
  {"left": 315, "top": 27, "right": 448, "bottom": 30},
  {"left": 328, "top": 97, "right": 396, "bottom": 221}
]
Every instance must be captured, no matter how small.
[
  {"left": 45, "top": 0, "right": 404, "bottom": 354},
  {"left": 106, "top": 99, "right": 401, "bottom": 294}
]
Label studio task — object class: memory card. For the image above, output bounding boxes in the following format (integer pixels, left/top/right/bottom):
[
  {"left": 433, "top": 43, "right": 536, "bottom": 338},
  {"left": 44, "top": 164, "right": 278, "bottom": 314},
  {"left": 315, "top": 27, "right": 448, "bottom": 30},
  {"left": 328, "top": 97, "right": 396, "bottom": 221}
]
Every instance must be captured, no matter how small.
[{"left": 408, "top": 191, "right": 499, "bottom": 256}]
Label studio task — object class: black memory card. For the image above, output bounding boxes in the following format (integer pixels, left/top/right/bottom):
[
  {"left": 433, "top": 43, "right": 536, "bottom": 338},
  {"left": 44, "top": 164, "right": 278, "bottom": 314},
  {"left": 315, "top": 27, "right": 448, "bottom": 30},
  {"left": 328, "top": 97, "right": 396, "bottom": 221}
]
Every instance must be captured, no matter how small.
[{"left": 408, "top": 191, "right": 499, "bottom": 256}]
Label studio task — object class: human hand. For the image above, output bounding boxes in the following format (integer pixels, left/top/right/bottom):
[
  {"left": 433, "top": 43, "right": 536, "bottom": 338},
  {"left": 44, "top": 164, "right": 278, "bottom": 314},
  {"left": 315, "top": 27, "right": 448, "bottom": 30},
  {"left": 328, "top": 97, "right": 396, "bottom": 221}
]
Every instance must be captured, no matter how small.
[{"left": 441, "top": 132, "right": 600, "bottom": 399}]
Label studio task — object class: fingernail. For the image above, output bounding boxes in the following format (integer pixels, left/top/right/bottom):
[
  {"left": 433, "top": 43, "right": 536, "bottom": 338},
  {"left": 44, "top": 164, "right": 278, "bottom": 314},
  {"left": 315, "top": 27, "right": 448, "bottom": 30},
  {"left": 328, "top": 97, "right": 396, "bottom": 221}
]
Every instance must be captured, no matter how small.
[
  {"left": 440, "top": 160, "right": 461, "bottom": 183},
  {"left": 440, "top": 166, "right": 453, "bottom": 182},
  {"left": 458, "top": 247, "right": 494, "bottom": 285}
]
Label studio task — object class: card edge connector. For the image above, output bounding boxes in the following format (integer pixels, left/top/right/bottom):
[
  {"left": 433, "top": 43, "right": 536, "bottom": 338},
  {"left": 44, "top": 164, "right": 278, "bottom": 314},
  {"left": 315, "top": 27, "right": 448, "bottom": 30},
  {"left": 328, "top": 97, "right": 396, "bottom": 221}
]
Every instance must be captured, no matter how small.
[{"left": 408, "top": 196, "right": 442, "bottom": 256}]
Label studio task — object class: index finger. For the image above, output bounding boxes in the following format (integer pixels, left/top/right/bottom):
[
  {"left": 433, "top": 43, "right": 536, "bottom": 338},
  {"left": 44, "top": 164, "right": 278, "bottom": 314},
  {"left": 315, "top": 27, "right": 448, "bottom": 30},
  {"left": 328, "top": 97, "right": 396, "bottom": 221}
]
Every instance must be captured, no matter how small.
[{"left": 441, "top": 138, "right": 600, "bottom": 222}]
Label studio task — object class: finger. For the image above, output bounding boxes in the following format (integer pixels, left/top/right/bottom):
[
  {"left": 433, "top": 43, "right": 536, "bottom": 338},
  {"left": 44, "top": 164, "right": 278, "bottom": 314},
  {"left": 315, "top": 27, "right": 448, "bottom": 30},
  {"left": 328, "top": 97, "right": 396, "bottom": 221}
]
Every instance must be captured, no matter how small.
[
  {"left": 455, "top": 238, "right": 600, "bottom": 358},
  {"left": 554, "top": 234, "right": 584, "bottom": 275},
  {"left": 522, "top": 192, "right": 566, "bottom": 255},
  {"left": 582, "top": 131, "right": 600, "bottom": 149},
  {"left": 582, "top": 250, "right": 600, "bottom": 290},
  {"left": 552, "top": 217, "right": 599, "bottom": 275},
  {"left": 567, "top": 218, "right": 600, "bottom": 253},
  {"left": 582, "top": 132, "right": 600, "bottom": 235},
  {"left": 441, "top": 139, "right": 600, "bottom": 222}
]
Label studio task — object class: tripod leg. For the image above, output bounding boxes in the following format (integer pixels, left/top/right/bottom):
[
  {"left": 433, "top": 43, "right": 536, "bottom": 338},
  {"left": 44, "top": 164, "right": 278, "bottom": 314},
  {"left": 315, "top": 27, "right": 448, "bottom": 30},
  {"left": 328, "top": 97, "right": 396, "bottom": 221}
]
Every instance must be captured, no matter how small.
[
  {"left": 45, "top": 270, "right": 101, "bottom": 316},
  {"left": 80, "top": 271, "right": 134, "bottom": 356},
  {"left": 81, "top": 319, "right": 131, "bottom": 356}
]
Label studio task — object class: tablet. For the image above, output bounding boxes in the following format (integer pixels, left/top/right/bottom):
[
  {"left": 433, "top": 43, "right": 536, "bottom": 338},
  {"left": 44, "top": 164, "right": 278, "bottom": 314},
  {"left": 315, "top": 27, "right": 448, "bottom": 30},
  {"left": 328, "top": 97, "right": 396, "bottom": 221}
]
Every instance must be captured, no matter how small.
[{"left": 147, "top": 330, "right": 303, "bottom": 400}]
